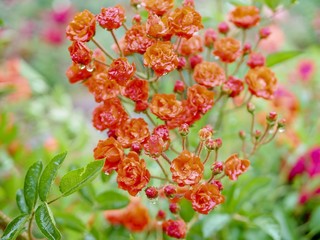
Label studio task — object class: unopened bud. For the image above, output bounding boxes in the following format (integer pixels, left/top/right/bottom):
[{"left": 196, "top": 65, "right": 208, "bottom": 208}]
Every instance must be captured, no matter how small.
[
  {"left": 204, "top": 28, "right": 217, "bottom": 47},
  {"left": 132, "top": 14, "right": 141, "bottom": 24},
  {"left": 239, "top": 130, "right": 246, "bottom": 139},
  {"left": 259, "top": 27, "right": 271, "bottom": 39},
  {"left": 199, "top": 127, "right": 212, "bottom": 141},
  {"left": 164, "top": 185, "right": 176, "bottom": 198},
  {"left": 278, "top": 118, "right": 286, "bottom": 128},
  {"left": 107, "top": 129, "right": 117, "bottom": 139},
  {"left": 218, "top": 22, "right": 229, "bottom": 34},
  {"left": 189, "top": 54, "right": 203, "bottom": 69},
  {"left": 174, "top": 80, "right": 185, "bottom": 93},
  {"left": 156, "top": 210, "right": 166, "bottom": 220},
  {"left": 145, "top": 186, "right": 158, "bottom": 199},
  {"left": 211, "top": 180, "right": 223, "bottom": 191},
  {"left": 179, "top": 123, "right": 189, "bottom": 136},
  {"left": 135, "top": 100, "right": 148, "bottom": 112},
  {"left": 267, "top": 111, "right": 277, "bottom": 126},
  {"left": 169, "top": 203, "right": 180, "bottom": 214},
  {"left": 243, "top": 43, "right": 252, "bottom": 55},
  {"left": 247, "top": 102, "right": 255, "bottom": 113},
  {"left": 131, "top": 142, "right": 142, "bottom": 154},
  {"left": 177, "top": 56, "right": 186, "bottom": 70},
  {"left": 211, "top": 161, "right": 223, "bottom": 174},
  {"left": 254, "top": 130, "right": 262, "bottom": 139}
]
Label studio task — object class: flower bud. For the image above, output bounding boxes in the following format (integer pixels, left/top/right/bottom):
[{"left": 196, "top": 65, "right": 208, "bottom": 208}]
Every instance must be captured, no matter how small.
[
  {"left": 211, "top": 161, "right": 223, "bottom": 174},
  {"left": 174, "top": 80, "right": 185, "bottom": 93},
  {"left": 169, "top": 203, "right": 180, "bottom": 214},
  {"left": 211, "top": 180, "right": 223, "bottom": 191},
  {"left": 254, "top": 130, "right": 262, "bottom": 139},
  {"left": 259, "top": 27, "right": 271, "bottom": 39},
  {"left": 189, "top": 54, "right": 203, "bottom": 69},
  {"left": 177, "top": 56, "right": 187, "bottom": 70},
  {"left": 247, "top": 53, "right": 265, "bottom": 69},
  {"left": 156, "top": 210, "right": 166, "bottom": 220},
  {"left": 107, "top": 129, "right": 117, "bottom": 139},
  {"left": 164, "top": 185, "right": 176, "bottom": 198},
  {"left": 221, "top": 83, "right": 232, "bottom": 95},
  {"left": 239, "top": 130, "right": 246, "bottom": 139},
  {"left": 145, "top": 186, "right": 158, "bottom": 199},
  {"left": 278, "top": 118, "right": 286, "bottom": 128},
  {"left": 133, "top": 14, "right": 141, "bottom": 24},
  {"left": 204, "top": 28, "right": 217, "bottom": 47},
  {"left": 198, "top": 127, "right": 212, "bottom": 140},
  {"left": 131, "top": 142, "right": 142, "bottom": 154},
  {"left": 266, "top": 111, "right": 277, "bottom": 125},
  {"left": 179, "top": 123, "right": 189, "bottom": 136},
  {"left": 218, "top": 22, "right": 229, "bottom": 34},
  {"left": 247, "top": 102, "right": 255, "bottom": 113},
  {"left": 243, "top": 43, "right": 252, "bottom": 55},
  {"left": 135, "top": 100, "right": 149, "bottom": 112}
]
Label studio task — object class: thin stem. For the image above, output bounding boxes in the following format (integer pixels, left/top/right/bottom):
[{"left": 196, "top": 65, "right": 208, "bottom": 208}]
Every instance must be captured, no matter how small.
[
  {"left": 145, "top": 110, "right": 157, "bottom": 126},
  {"left": 224, "top": 63, "right": 229, "bottom": 79},
  {"left": 175, "top": 37, "right": 182, "bottom": 52},
  {"left": 122, "top": 23, "right": 129, "bottom": 31},
  {"left": 250, "top": 113, "right": 255, "bottom": 143},
  {"left": 155, "top": 159, "right": 170, "bottom": 181},
  {"left": 258, "top": 124, "right": 271, "bottom": 145},
  {"left": 207, "top": 172, "right": 215, "bottom": 183},
  {"left": 110, "top": 30, "right": 123, "bottom": 57},
  {"left": 195, "top": 141, "right": 204, "bottom": 157},
  {"left": 216, "top": 173, "right": 225, "bottom": 180},
  {"left": 203, "top": 151, "right": 212, "bottom": 165},
  {"left": 28, "top": 212, "right": 35, "bottom": 240},
  {"left": 150, "top": 175, "right": 170, "bottom": 182},
  {"left": 182, "top": 136, "right": 187, "bottom": 150},
  {"left": 231, "top": 55, "right": 245, "bottom": 76},
  {"left": 47, "top": 195, "right": 62, "bottom": 205},
  {"left": 215, "top": 96, "right": 228, "bottom": 130},
  {"left": 91, "top": 38, "right": 114, "bottom": 61},
  {"left": 241, "top": 138, "right": 247, "bottom": 158},
  {"left": 93, "top": 58, "right": 110, "bottom": 67},
  {"left": 206, "top": 47, "right": 212, "bottom": 61},
  {"left": 187, "top": 213, "right": 199, "bottom": 229},
  {"left": 263, "top": 126, "right": 279, "bottom": 144},
  {"left": 214, "top": 149, "right": 219, "bottom": 162},
  {"left": 178, "top": 70, "right": 188, "bottom": 87},
  {"left": 161, "top": 153, "right": 172, "bottom": 164}
]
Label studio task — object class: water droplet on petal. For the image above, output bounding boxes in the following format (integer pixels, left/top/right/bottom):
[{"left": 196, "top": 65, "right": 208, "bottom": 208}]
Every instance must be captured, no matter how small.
[
  {"left": 278, "top": 127, "right": 285, "bottom": 133},
  {"left": 86, "top": 63, "right": 94, "bottom": 72},
  {"left": 79, "top": 64, "right": 86, "bottom": 70}
]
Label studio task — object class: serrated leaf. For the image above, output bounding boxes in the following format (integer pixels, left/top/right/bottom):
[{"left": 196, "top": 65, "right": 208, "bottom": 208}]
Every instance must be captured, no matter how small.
[
  {"left": 35, "top": 203, "right": 61, "bottom": 240},
  {"left": 38, "top": 152, "right": 67, "bottom": 201},
  {"left": 202, "top": 214, "right": 231, "bottom": 238},
  {"left": 59, "top": 160, "right": 103, "bottom": 197},
  {"left": 24, "top": 161, "right": 43, "bottom": 212},
  {"left": 16, "top": 189, "right": 29, "bottom": 214},
  {"left": 266, "top": 51, "right": 302, "bottom": 67},
  {"left": 255, "top": 217, "right": 281, "bottom": 240},
  {"left": 179, "top": 198, "right": 194, "bottom": 222},
  {"left": 1, "top": 214, "right": 29, "bottom": 240},
  {"left": 95, "top": 190, "right": 129, "bottom": 210}
]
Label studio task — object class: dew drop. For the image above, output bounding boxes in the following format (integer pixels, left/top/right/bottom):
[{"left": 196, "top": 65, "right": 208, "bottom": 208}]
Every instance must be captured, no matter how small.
[
  {"left": 104, "top": 172, "right": 110, "bottom": 176},
  {"left": 79, "top": 64, "right": 86, "bottom": 70},
  {"left": 86, "top": 63, "right": 95, "bottom": 72},
  {"left": 278, "top": 127, "right": 285, "bottom": 133},
  {"left": 268, "top": 129, "right": 275, "bottom": 134}
]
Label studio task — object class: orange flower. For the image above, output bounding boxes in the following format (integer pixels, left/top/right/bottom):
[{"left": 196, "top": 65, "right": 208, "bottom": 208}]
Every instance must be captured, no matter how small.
[
  {"left": 94, "top": 137, "right": 124, "bottom": 173},
  {"left": 66, "top": 10, "right": 96, "bottom": 42},
  {"left": 168, "top": 6, "right": 203, "bottom": 39},
  {"left": 229, "top": 6, "right": 260, "bottom": 29},
  {"left": 193, "top": 61, "right": 225, "bottom": 88},
  {"left": 143, "top": 134, "right": 165, "bottom": 158},
  {"left": 245, "top": 66, "right": 277, "bottom": 100},
  {"left": 124, "top": 78, "right": 149, "bottom": 102},
  {"left": 224, "top": 154, "right": 250, "bottom": 180},
  {"left": 66, "top": 63, "right": 92, "bottom": 84},
  {"left": 144, "top": 41, "right": 178, "bottom": 76},
  {"left": 125, "top": 24, "right": 155, "bottom": 54},
  {"left": 142, "top": 0, "right": 174, "bottom": 16},
  {"left": 96, "top": 5, "right": 125, "bottom": 30},
  {"left": 104, "top": 197, "right": 150, "bottom": 232},
  {"left": 162, "top": 219, "right": 186, "bottom": 239},
  {"left": 92, "top": 98, "right": 128, "bottom": 131},
  {"left": 185, "top": 183, "right": 225, "bottom": 214},
  {"left": 187, "top": 84, "right": 214, "bottom": 114},
  {"left": 68, "top": 41, "right": 92, "bottom": 65},
  {"left": 117, "top": 151, "right": 150, "bottom": 196},
  {"left": 170, "top": 150, "right": 204, "bottom": 186},
  {"left": 223, "top": 76, "right": 244, "bottom": 97},
  {"left": 150, "top": 94, "right": 183, "bottom": 121},
  {"left": 108, "top": 58, "right": 136, "bottom": 86},
  {"left": 116, "top": 118, "right": 150, "bottom": 148},
  {"left": 213, "top": 37, "right": 241, "bottom": 63},
  {"left": 146, "top": 13, "right": 171, "bottom": 39},
  {"left": 86, "top": 73, "right": 120, "bottom": 103},
  {"left": 178, "top": 35, "right": 203, "bottom": 56}
]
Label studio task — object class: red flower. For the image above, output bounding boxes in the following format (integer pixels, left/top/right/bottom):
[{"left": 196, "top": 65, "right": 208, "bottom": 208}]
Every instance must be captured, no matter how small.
[
  {"left": 185, "top": 183, "right": 225, "bottom": 214},
  {"left": 117, "top": 151, "right": 151, "bottom": 196},
  {"left": 193, "top": 61, "right": 225, "bottom": 88},
  {"left": 224, "top": 76, "right": 244, "bottom": 97},
  {"left": 162, "top": 219, "right": 187, "bottom": 239},
  {"left": 96, "top": 5, "right": 125, "bottom": 30},
  {"left": 187, "top": 84, "right": 214, "bottom": 114},
  {"left": 66, "top": 63, "right": 92, "bottom": 84},
  {"left": 93, "top": 137, "right": 124, "bottom": 173},
  {"left": 247, "top": 52, "right": 265, "bottom": 68},
  {"left": 170, "top": 150, "right": 204, "bottom": 186},
  {"left": 150, "top": 94, "right": 183, "bottom": 121},
  {"left": 108, "top": 58, "right": 136, "bottom": 86},
  {"left": 68, "top": 41, "right": 92, "bottom": 65},
  {"left": 224, "top": 154, "right": 250, "bottom": 180},
  {"left": 124, "top": 24, "right": 155, "bottom": 54},
  {"left": 124, "top": 78, "right": 149, "bottom": 102}
]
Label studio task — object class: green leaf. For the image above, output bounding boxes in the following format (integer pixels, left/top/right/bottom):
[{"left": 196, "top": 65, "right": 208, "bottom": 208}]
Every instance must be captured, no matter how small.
[
  {"left": 266, "top": 51, "right": 302, "bottom": 67},
  {"left": 59, "top": 160, "right": 103, "bottom": 197},
  {"left": 1, "top": 214, "right": 29, "bottom": 240},
  {"left": 309, "top": 206, "right": 320, "bottom": 233},
  {"left": 264, "top": 0, "right": 281, "bottom": 10},
  {"left": 202, "top": 214, "right": 231, "bottom": 238},
  {"left": 55, "top": 213, "right": 86, "bottom": 232},
  {"left": 179, "top": 198, "right": 194, "bottom": 222},
  {"left": 24, "top": 161, "right": 43, "bottom": 212},
  {"left": 79, "top": 184, "right": 96, "bottom": 204},
  {"left": 38, "top": 152, "right": 67, "bottom": 201},
  {"left": 16, "top": 189, "right": 29, "bottom": 214},
  {"left": 35, "top": 203, "right": 61, "bottom": 240},
  {"left": 254, "top": 217, "right": 281, "bottom": 240},
  {"left": 95, "top": 190, "right": 129, "bottom": 210}
]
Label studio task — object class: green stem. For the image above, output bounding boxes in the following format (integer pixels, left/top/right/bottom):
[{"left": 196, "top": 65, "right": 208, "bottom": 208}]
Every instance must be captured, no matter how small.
[
  {"left": 27, "top": 212, "right": 35, "bottom": 240},
  {"left": 161, "top": 153, "right": 172, "bottom": 164},
  {"left": 110, "top": 30, "right": 123, "bottom": 57},
  {"left": 203, "top": 150, "right": 212, "bottom": 165},
  {"left": 155, "top": 159, "right": 170, "bottom": 182},
  {"left": 91, "top": 37, "right": 115, "bottom": 61}
]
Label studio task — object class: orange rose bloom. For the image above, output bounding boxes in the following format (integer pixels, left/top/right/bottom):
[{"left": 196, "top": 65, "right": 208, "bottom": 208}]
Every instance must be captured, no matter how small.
[
  {"left": 108, "top": 58, "right": 136, "bottom": 86},
  {"left": 162, "top": 219, "right": 186, "bottom": 239},
  {"left": 170, "top": 150, "right": 204, "bottom": 186},
  {"left": 117, "top": 151, "right": 151, "bottom": 196},
  {"left": 104, "top": 197, "right": 150, "bottom": 232},
  {"left": 116, "top": 118, "right": 150, "bottom": 148},
  {"left": 193, "top": 61, "right": 225, "bottom": 88},
  {"left": 224, "top": 154, "right": 250, "bottom": 180},
  {"left": 125, "top": 24, "right": 155, "bottom": 54},
  {"left": 92, "top": 98, "right": 128, "bottom": 131},
  {"left": 185, "top": 183, "right": 225, "bottom": 214},
  {"left": 66, "top": 10, "right": 96, "bottom": 42},
  {"left": 229, "top": 6, "right": 260, "bottom": 29},
  {"left": 245, "top": 66, "right": 277, "bottom": 99},
  {"left": 146, "top": 13, "right": 171, "bottom": 39},
  {"left": 168, "top": 6, "right": 203, "bottom": 39},
  {"left": 142, "top": 0, "right": 174, "bottom": 16},
  {"left": 86, "top": 73, "right": 120, "bottom": 103},
  {"left": 178, "top": 35, "right": 203, "bottom": 56},
  {"left": 96, "top": 5, "right": 125, "bottom": 30},
  {"left": 124, "top": 78, "right": 149, "bottom": 102},
  {"left": 150, "top": 94, "right": 183, "bottom": 121},
  {"left": 213, "top": 37, "right": 241, "bottom": 63},
  {"left": 66, "top": 63, "right": 92, "bottom": 84},
  {"left": 187, "top": 84, "right": 214, "bottom": 114},
  {"left": 68, "top": 41, "right": 92, "bottom": 65},
  {"left": 94, "top": 137, "right": 124, "bottom": 173},
  {"left": 144, "top": 41, "right": 178, "bottom": 76}
]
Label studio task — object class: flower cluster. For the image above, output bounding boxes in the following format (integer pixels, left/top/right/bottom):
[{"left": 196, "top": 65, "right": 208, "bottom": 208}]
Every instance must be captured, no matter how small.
[{"left": 66, "top": 1, "right": 285, "bottom": 238}]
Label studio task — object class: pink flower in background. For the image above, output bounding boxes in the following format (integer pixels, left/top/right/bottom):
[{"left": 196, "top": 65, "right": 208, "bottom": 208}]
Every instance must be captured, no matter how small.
[
  {"left": 297, "top": 59, "right": 315, "bottom": 81},
  {"left": 42, "top": 26, "right": 64, "bottom": 45},
  {"left": 298, "top": 187, "right": 320, "bottom": 205},
  {"left": 259, "top": 25, "right": 285, "bottom": 53}
]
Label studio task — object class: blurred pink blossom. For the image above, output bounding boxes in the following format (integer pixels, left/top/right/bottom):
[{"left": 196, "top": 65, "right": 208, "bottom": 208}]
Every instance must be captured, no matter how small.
[
  {"left": 297, "top": 59, "right": 315, "bottom": 82},
  {"left": 259, "top": 25, "right": 285, "bottom": 53}
]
